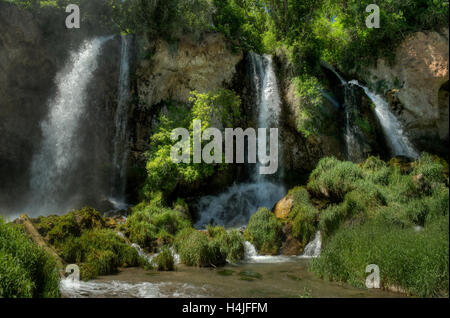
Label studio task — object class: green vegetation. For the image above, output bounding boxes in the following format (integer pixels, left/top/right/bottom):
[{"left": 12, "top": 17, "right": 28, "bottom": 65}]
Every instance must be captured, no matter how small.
[
  {"left": 60, "top": 229, "right": 144, "bottom": 280},
  {"left": 174, "top": 226, "right": 245, "bottom": 267},
  {"left": 152, "top": 246, "right": 175, "bottom": 271},
  {"left": 206, "top": 226, "right": 245, "bottom": 263},
  {"left": 0, "top": 219, "right": 60, "bottom": 298},
  {"left": 287, "top": 187, "right": 319, "bottom": 246},
  {"left": 310, "top": 153, "right": 449, "bottom": 297},
  {"left": 174, "top": 228, "right": 225, "bottom": 267},
  {"left": 143, "top": 89, "right": 241, "bottom": 201},
  {"left": 245, "top": 207, "right": 283, "bottom": 255},
  {"left": 126, "top": 202, "right": 191, "bottom": 252},
  {"left": 307, "top": 157, "right": 363, "bottom": 201},
  {"left": 32, "top": 207, "right": 146, "bottom": 281}
]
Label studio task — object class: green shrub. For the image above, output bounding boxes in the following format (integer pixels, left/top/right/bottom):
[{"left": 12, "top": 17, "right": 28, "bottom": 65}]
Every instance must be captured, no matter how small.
[
  {"left": 288, "top": 187, "right": 319, "bottom": 245},
  {"left": 126, "top": 203, "right": 191, "bottom": 251},
  {"left": 413, "top": 153, "right": 447, "bottom": 184},
  {"left": 0, "top": 219, "right": 60, "bottom": 298},
  {"left": 206, "top": 226, "right": 245, "bottom": 263},
  {"left": 58, "top": 229, "right": 143, "bottom": 280},
  {"left": 152, "top": 246, "right": 175, "bottom": 271},
  {"left": 174, "top": 228, "right": 227, "bottom": 267},
  {"left": 307, "top": 157, "right": 363, "bottom": 201},
  {"left": 245, "top": 208, "right": 283, "bottom": 255},
  {"left": 361, "top": 156, "right": 391, "bottom": 186}
]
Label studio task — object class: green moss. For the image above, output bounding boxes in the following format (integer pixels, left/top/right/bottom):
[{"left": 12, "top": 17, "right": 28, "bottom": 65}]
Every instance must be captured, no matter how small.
[
  {"left": 58, "top": 229, "right": 144, "bottom": 281},
  {"left": 239, "top": 270, "right": 262, "bottom": 281},
  {"left": 245, "top": 208, "right": 283, "bottom": 255},
  {"left": 217, "top": 269, "right": 235, "bottom": 276},
  {"left": 34, "top": 207, "right": 105, "bottom": 245}
]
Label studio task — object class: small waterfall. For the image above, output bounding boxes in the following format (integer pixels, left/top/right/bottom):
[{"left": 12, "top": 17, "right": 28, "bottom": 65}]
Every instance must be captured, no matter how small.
[
  {"left": 194, "top": 53, "right": 285, "bottom": 228},
  {"left": 349, "top": 80, "right": 419, "bottom": 158},
  {"left": 243, "top": 232, "right": 321, "bottom": 263},
  {"left": 29, "top": 37, "right": 111, "bottom": 215},
  {"left": 110, "top": 35, "right": 132, "bottom": 206},
  {"left": 321, "top": 62, "right": 366, "bottom": 162},
  {"left": 302, "top": 231, "right": 322, "bottom": 258},
  {"left": 344, "top": 84, "right": 368, "bottom": 162}
]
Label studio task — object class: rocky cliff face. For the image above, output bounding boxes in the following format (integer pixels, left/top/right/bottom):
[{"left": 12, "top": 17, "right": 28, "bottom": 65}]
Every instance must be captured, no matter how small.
[
  {"left": 273, "top": 52, "right": 345, "bottom": 174},
  {"left": 136, "top": 33, "right": 243, "bottom": 107},
  {"left": 362, "top": 28, "right": 449, "bottom": 156}
]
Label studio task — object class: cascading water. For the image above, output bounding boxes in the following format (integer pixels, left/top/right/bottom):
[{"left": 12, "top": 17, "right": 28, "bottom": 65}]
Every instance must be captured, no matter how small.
[
  {"left": 243, "top": 231, "right": 322, "bottom": 263},
  {"left": 321, "top": 62, "right": 369, "bottom": 162},
  {"left": 349, "top": 80, "right": 419, "bottom": 158},
  {"left": 110, "top": 35, "right": 132, "bottom": 208},
  {"left": 194, "top": 53, "right": 286, "bottom": 228},
  {"left": 28, "top": 37, "right": 112, "bottom": 215}
]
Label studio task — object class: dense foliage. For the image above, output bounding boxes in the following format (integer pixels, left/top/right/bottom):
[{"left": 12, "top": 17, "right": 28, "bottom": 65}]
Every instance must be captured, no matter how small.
[
  {"left": 143, "top": 89, "right": 241, "bottom": 202},
  {"left": 0, "top": 219, "right": 60, "bottom": 298}
]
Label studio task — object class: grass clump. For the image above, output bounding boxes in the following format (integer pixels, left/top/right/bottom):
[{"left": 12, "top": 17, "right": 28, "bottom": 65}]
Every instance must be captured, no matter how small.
[
  {"left": 174, "top": 228, "right": 226, "bottom": 267},
  {"left": 287, "top": 187, "right": 319, "bottom": 246},
  {"left": 58, "top": 229, "right": 144, "bottom": 281},
  {"left": 0, "top": 219, "right": 60, "bottom": 298},
  {"left": 206, "top": 226, "right": 245, "bottom": 263},
  {"left": 126, "top": 202, "right": 191, "bottom": 252},
  {"left": 307, "top": 157, "right": 362, "bottom": 202},
  {"left": 245, "top": 208, "right": 283, "bottom": 255},
  {"left": 152, "top": 246, "right": 175, "bottom": 271}
]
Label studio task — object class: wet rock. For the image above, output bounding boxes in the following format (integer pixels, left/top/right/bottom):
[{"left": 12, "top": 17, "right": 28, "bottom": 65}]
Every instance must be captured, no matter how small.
[{"left": 273, "top": 196, "right": 293, "bottom": 219}]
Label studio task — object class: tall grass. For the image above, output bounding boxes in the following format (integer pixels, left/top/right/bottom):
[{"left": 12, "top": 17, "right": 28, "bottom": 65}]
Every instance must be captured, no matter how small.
[{"left": 0, "top": 219, "right": 60, "bottom": 298}]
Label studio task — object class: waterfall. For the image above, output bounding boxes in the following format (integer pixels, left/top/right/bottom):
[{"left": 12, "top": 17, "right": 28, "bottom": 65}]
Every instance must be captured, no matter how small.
[
  {"left": 194, "top": 53, "right": 285, "bottom": 228},
  {"left": 110, "top": 35, "right": 132, "bottom": 207},
  {"left": 302, "top": 231, "right": 322, "bottom": 258},
  {"left": 242, "top": 231, "right": 322, "bottom": 263},
  {"left": 321, "top": 61, "right": 367, "bottom": 162},
  {"left": 344, "top": 84, "right": 368, "bottom": 162},
  {"left": 29, "top": 37, "right": 112, "bottom": 215},
  {"left": 349, "top": 80, "right": 419, "bottom": 158}
]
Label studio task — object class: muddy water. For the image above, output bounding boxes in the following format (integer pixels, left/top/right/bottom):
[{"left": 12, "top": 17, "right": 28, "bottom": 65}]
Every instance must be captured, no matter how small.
[{"left": 61, "top": 260, "right": 403, "bottom": 298}]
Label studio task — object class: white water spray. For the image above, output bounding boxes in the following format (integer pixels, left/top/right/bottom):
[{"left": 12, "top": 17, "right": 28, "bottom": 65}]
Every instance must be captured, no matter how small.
[
  {"left": 29, "top": 37, "right": 112, "bottom": 215},
  {"left": 349, "top": 80, "right": 418, "bottom": 158}
]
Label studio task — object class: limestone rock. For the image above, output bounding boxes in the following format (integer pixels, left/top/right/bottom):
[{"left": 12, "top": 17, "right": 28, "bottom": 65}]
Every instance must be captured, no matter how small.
[
  {"left": 273, "top": 196, "right": 293, "bottom": 219},
  {"left": 363, "top": 29, "right": 449, "bottom": 150},
  {"left": 137, "top": 33, "right": 243, "bottom": 107}
]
